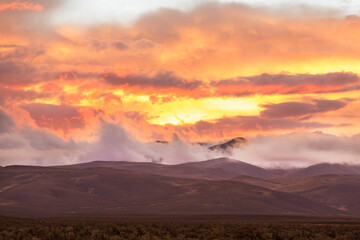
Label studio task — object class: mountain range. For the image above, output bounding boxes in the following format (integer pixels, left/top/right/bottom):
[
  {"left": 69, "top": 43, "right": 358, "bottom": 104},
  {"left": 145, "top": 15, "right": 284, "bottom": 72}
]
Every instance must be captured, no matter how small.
[{"left": 1, "top": 158, "right": 360, "bottom": 218}]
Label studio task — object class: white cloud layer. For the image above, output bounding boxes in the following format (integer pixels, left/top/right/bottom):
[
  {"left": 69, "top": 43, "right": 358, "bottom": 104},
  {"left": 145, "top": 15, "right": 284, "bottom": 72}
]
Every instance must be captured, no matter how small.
[
  {"left": 0, "top": 118, "right": 359, "bottom": 168},
  {"left": 50, "top": 0, "right": 360, "bottom": 26}
]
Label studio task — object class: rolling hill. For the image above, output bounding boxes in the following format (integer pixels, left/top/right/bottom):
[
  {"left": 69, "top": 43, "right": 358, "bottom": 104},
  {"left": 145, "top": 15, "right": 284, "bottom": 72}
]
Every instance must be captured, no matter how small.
[
  {"left": 1, "top": 158, "right": 360, "bottom": 218},
  {"left": 285, "top": 163, "right": 360, "bottom": 178}
]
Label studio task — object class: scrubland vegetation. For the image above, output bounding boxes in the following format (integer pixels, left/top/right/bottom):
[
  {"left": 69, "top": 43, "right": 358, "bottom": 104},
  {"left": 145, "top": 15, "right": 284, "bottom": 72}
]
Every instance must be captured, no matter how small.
[{"left": 1, "top": 217, "right": 360, "bottom": 240}]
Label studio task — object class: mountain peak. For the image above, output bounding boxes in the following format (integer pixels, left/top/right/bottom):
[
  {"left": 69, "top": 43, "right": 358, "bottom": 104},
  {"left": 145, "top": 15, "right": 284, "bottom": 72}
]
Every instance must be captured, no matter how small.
[{"left": 209, "top": 137, "right": 247, "bottom": 152}]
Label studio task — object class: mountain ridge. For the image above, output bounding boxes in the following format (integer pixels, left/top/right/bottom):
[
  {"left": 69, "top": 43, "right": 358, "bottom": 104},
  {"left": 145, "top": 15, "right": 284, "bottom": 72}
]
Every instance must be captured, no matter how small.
[
  {"left": 53, "top": 158, "right": 360, "bottom": 179},
  {"left": 1, "top": 158, "right": 360, "bottom": 218}
]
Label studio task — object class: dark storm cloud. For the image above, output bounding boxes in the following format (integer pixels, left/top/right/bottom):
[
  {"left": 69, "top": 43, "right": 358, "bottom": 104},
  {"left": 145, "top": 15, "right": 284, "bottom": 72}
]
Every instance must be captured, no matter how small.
[
  {"left": 56, "top": 71, "right": 99, "bottom": 80},
  {"left": 260, "top": 100, "right": 347, "bottom": 119},
  {"left": 91, "top": 39, "right": 130, "bottom": 51},
  {"left": 102, "top": 71, "right": 360, "bottom": 96},
  {"left": 0, "top": 45, "right": 45, "bottom": 61},
  {"left": 21, "top": 103, "right": 85, "bottom": 132},
  {"left": 192, "top": 116, "right": 331, "bottom": 135},
  {"left": 0, "top": 45, "right": 69, "bottom": 86},
  {"left": 0, "top": 44, "right": 19, "bottom": 48},
  {"left": 112, "top": 40, "right": 129, "bottom": 50},
  {"left": 0, "top": 61, "right": 38, "bottom": 85},
  {"left": 248, "top": 72, "right": 358, "bottom": 87},
  {"left": 0, "top": 61, "right": 98, "bottom": 86},
  {"left": 211, "top": 72, "right": 360, "bottom": 96},
  {"left": 90, "top": 38, "right": 156, "bottom": 51},
  {"left": 102, "top": 71, "right": 203, "bottom": 89}
]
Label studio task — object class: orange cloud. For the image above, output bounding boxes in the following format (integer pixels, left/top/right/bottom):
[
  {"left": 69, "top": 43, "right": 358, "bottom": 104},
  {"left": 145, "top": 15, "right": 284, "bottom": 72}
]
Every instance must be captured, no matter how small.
[
  {"left": 104, "top": 3, "right": 360, "bottom": 78},
  {"left": 20, "top": 103, "right": 86, "bottom": 133},
  {"left": 210, "top": 72, "right": 360, "bottom": 97},
  {"left": 0, "top": 2, "right": 43, "bottom": 11},
  {"left": 1, "top": 2, "right": 360, "bottom": 143}
]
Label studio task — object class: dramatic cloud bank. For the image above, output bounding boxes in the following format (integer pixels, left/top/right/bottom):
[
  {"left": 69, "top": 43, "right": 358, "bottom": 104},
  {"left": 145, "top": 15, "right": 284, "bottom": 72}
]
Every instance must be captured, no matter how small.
[
  {"left": 231, "top": 133, "right": 360, "bottom": 168},
  {"left": 1, "top": 1, "right": 360, "bottom": 167},
  {"left": 102, "top": 71, "right": 202, "bottom": 90},
  {"left": 0, "top": 113, "right": 359, "bottom": 169}
]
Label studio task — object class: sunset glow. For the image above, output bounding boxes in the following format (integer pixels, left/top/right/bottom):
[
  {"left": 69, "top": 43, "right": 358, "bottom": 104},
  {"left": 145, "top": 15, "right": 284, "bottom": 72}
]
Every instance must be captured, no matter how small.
[{"left": 1, "top": 0, "right": 360, "bottom": 166}]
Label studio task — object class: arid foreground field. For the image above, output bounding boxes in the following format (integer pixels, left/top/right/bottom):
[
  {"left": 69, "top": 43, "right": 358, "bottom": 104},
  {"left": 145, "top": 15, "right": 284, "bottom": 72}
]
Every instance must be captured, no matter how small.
[{"left": 1, "top": 216, "right": 360, "bottom": 240}]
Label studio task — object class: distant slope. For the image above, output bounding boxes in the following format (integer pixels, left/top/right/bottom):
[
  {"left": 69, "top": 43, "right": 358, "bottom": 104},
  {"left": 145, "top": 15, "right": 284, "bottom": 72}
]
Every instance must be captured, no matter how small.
[
  {"left": 273, "top": 175, "right": 360, "bottom": 214},
  {"left": 231, "top": 175, "right": 281, "bottom": 189},
  {"left": 59, "top": 159, "right": 360, "bottom": 180},
  {"left": 180, "top": 158, "right": 273, "bottom": 179},
  {"left": 0, "top": 166, "right": 343, "bottom": 218},
  {"left": 231, "top": 174, "right": 360, "bottom": 215},
  {"left": 59, "top": 161, "right": 240, "bottom": 180},
  {"left": 286, "top": 163, "right": 360, "bottom": 178}
]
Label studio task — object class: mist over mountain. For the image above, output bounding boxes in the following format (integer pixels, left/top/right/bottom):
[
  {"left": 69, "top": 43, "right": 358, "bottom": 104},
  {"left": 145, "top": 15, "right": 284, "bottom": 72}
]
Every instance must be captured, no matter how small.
[{"left": 1, "top": 121, "right": 360, "bottom": 170}]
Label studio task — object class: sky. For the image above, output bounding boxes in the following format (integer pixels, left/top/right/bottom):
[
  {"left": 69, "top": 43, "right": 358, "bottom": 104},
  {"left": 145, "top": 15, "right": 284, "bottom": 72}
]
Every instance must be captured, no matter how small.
[{"left": 1, "top": 0, "right": 360, "bottom": 167}]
